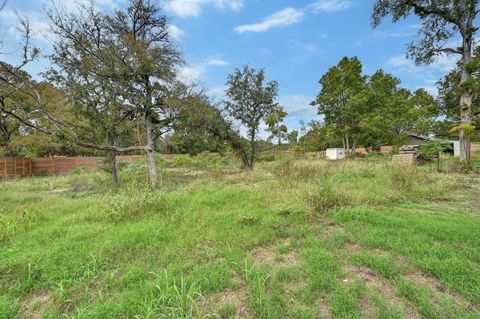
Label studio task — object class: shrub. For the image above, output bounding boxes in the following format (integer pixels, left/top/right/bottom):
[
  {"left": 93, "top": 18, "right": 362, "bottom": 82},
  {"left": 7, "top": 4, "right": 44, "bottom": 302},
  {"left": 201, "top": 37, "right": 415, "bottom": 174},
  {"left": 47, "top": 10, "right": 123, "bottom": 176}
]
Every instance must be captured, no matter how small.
[
  {"left": 257, "top": 153, "right": 276, "bottom": 162},
  {"left": 387, "top": 164, "right": 416, "bottom": 190},
  {"left": 274, "top": 158, "right": 293, "bottom": 180},
  {"left": 172, "top": 154, "right": 193, "bottom": 167},
  {"left": 305, "top": 178, "right": 349, "bottom": 215},
  {"left": 106, "top": 186, "right": 168, "bottom": 222}
]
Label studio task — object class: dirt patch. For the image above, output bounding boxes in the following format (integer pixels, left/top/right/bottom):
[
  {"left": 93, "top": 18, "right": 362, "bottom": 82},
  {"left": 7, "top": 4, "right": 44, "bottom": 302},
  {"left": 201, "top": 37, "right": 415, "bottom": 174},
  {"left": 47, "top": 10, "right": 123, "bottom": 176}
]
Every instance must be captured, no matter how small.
[
  {"left": 345, "top": 266, "right": 421, "bottom": 319},
  {"left": 200, "top": 271, "right": 253, "bottom": 318},
  {"left": 21, "top": 287, "right": 53, "bottom": 319},
  {"left": 250, "top": 239, "right": 299, "bottom": 267},
  {"left": 317, "top": 294, "right": 332, "bottom": 319},
  {"left": 404, "top": 271, "right": 477, "bottom": 311}
]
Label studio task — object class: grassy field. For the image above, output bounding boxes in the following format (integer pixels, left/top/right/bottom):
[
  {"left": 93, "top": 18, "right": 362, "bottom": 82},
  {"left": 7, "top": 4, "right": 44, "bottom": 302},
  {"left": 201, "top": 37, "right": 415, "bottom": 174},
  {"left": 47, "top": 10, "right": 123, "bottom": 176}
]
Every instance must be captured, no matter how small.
[{"left": 0, "top": 156, "right": 479, "bottom": 319}]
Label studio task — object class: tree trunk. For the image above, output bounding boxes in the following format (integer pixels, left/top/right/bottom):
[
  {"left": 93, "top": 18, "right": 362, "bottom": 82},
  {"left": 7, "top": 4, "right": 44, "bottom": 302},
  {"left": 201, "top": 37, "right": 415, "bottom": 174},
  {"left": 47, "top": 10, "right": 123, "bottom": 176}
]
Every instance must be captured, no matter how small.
[
  {"left": 351, "top": 139, "right": 357, "bottom": 159},
  {"left": 109, "top": 151, "right": 119, "bottom": 184},
  {"left": 459, "top": 31, "right": 473, "bottom": 162},
  {"left": 248, "top": 131, "right": 255, "bottom": 170},
  {"left": 145, "top": 114, "right": 159, "bottom": 188}
]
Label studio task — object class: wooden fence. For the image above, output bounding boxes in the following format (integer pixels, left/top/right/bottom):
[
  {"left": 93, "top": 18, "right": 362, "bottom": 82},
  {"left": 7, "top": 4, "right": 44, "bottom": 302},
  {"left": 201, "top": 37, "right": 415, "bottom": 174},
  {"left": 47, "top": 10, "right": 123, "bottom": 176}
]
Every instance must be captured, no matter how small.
[{"left": 1, "top": 155, "right": 144, "bottom": 179}]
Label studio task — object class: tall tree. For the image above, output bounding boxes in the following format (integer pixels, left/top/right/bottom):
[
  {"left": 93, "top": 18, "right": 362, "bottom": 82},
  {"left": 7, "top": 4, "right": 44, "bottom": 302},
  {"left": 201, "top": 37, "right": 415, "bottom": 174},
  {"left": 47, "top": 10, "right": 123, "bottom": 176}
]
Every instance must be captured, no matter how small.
[
  {"left": 372, "top": 0, "right": 479, "bottom": 162},
  {"left": 46, "top": 4, "right": 136, "bottom": 184},
  {"left": 224, "top": 66, "right": 280, "bottom": 170},
  {"left": 311, "top": 57, "right": 366, "bottom": 154},
  {"left": 437, "top": 52, "right": 480, "bottom": 141},
  {"left": 45, "top": 0, "right": 183, "bottom": 188}
]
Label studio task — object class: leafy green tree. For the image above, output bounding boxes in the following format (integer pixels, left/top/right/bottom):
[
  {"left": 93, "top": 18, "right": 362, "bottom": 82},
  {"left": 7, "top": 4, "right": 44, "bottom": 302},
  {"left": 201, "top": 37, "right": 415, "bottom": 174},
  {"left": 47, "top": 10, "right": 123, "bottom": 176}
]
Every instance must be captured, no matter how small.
[
  {"left": 224, "top": 65, "right": 280, "bottom": 169},
  {"left": 45, "top": 0, "right": 183, "bottom": 188},
  {"left": 287, "top": 130, "right": 299, "bottom": 146},
  {"left": 358, "top": 71, "right": 437, "bottom": 147},
  {"left": 418, "top": 140, "right": 452, "bottom": 172},
  {"left": 437, "top": 53, "right": 480, "bottom": 142},
  {"left": 311, "top": 57, "right": 366, "bottom": 154},
  {"left": 265, "top": 106, "right": 288, "bottom": 146},
  {"left": 372, "top": 0, "right": 479, "bottom": 162}
]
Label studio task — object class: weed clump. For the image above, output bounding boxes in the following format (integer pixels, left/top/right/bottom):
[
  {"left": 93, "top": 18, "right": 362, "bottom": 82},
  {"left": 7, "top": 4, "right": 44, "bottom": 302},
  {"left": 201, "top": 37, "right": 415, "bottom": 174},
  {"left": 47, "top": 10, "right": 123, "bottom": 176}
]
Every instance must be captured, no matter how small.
[
  {"left": 106, "top": 186, "right": 169, "bottom": 222},
  {"left": 305, "top": 178, "right": 350, "bottom": 215}
]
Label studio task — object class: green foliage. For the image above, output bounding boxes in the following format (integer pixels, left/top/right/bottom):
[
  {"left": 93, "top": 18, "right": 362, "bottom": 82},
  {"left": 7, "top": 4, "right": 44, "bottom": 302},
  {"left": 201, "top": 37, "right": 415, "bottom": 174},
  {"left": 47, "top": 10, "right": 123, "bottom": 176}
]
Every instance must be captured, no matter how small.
[{"left": 225, "top": 65, "right": 281, "bottom": 169}]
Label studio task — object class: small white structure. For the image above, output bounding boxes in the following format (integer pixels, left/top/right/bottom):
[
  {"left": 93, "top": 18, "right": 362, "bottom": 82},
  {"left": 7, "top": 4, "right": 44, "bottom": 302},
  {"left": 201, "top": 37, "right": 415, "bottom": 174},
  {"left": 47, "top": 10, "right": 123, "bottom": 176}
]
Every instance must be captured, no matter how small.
[
  {"left": 452, "top": 141, "right": 461, "bottom": 157},
  {"left": 326, "top": 148, "right": 346, "bottom": 160}
]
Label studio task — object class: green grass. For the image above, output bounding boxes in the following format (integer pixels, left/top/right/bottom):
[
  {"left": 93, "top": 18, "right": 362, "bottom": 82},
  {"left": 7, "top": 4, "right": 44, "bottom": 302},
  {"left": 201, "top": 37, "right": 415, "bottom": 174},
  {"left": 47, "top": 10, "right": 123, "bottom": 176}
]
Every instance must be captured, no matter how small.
[{"left": 0, "top": 157, "right": 479, "bottom": 318}]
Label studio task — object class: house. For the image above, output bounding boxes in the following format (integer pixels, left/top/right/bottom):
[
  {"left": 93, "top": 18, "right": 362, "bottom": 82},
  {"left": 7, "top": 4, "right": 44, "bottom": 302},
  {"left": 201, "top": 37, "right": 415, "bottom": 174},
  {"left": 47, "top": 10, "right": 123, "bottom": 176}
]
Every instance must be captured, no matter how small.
[{"left": 402, "top": 134, "right": 460, "bottom": 157}]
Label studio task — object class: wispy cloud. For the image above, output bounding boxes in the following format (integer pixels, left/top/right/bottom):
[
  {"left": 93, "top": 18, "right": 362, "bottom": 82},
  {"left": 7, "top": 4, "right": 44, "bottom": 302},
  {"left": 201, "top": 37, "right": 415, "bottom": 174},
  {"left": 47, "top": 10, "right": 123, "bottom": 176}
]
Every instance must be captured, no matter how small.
[
  {"left": 168, "top": 24, "right": 185, "bottom": 41},
  {"left": 371, "top": 24, "right": 419, "bottom": 39},
  {"left": 279, "top": 95, "right": 317, "bottom": 117},
  {"left": 235, "top": 0, "right": 350, "bottom": 34},
  {"left": 308, "top": 0, "right": 351, "bottom": 13},
  {"left": 178, "top": 57, "right": 230, "bottom": 83},
  {"left": 287, "top": 39, "right": 318, "bottom": 52},
  {"left": 165, "top": 0, "right": 243, "bottom": 18},
  {"left": 235, "top": 7, "right": 305, "bottom": 33},
  {"left": 385, "top": 54, "right": 459, "bottom": 96}
]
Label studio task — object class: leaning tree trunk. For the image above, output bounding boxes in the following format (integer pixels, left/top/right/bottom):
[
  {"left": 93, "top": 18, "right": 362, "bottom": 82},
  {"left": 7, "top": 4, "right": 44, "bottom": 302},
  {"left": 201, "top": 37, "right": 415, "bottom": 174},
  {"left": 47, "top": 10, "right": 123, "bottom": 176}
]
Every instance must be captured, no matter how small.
[
  {"left": 145, "top": 114, "right": 159, "bottom": 189},
  {"left": 459, "top": 26, "right": 474, "bottom": 162}
]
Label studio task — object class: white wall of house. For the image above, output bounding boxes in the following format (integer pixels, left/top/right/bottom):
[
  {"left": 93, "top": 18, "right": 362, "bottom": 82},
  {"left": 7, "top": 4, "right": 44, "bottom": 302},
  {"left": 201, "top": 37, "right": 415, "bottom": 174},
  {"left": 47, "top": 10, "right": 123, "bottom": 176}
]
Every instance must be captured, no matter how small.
[{"left": 326, "top": 148, "right": 346, "bottom": 160}]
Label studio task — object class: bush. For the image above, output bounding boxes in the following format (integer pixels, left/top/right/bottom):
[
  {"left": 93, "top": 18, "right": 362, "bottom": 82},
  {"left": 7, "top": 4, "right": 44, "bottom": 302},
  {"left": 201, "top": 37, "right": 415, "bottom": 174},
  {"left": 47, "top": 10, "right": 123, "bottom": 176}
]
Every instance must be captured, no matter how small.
[
  {"left": 257, "top": 153, "right": 276, "bottom": 162},
  {"left": 305, "top": 177, "right": 349, "bottom": 214},
  {"left": 172, "top": 154, "right": 194, "bottom": 167},
  {"left": 106, "top": 186, "right": 168, "bottom": 222},
  {"left": 273, "top": 158, "right": 293, "bottom": 180},
  {"left": 387, "top": 164, "right": 416, "bottom": 190}
]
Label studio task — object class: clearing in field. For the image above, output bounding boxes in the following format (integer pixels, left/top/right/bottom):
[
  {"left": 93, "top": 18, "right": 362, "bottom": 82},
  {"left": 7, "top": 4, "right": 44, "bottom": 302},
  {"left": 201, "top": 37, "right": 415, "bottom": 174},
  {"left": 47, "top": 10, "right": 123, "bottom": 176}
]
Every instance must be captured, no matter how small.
[{"left": 0, "top": 157, "right": 479, "bottom": 318}]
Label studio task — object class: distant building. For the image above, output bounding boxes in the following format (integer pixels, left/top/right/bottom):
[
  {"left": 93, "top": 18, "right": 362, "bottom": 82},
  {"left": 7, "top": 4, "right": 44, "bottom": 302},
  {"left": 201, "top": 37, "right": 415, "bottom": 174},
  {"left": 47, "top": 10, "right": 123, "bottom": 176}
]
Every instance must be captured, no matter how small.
[
  {"left": 326, "top": 148, "right": 346, "bottom": 160},
  {"left": 402, "top": 134, "right": 460, "bottom": 157}
]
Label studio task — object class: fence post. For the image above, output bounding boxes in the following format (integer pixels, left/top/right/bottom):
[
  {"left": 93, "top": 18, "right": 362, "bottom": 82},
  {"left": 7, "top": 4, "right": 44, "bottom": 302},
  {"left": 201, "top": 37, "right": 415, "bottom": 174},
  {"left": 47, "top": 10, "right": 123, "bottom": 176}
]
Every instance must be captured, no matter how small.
[
  {"left": 2, "top": 159, "right": 6, "bottom": 179},
  {"left": 51, "top": 157, "right": 55, "bottom": 175},
  {"left": 14, "top": 158, "right": 17, "bottom": 177},
  {"left": 29, "top": 158, "right": 32, "bottom": 176}
]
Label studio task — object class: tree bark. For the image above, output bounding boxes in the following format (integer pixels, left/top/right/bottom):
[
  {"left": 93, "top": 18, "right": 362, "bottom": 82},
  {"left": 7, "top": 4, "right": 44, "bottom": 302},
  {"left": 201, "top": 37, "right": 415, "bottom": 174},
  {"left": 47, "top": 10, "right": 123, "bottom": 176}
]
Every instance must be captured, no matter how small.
[
  {"left": 248, "top": 130, "right": 255, "bottom": 170},
  {"left": 109, "top": 151, "right": 119, "bottom": 184},
  {"left": 459, "top": 42, "right": 473, "bottom": 162},
  {"left": 145, "top": 114, "right": 159, "bottom": 188}
]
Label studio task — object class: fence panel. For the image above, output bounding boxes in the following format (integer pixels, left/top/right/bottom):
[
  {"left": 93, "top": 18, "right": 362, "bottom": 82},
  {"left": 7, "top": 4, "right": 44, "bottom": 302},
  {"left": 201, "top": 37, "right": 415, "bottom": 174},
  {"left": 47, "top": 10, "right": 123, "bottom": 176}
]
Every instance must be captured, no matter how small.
[{"left": 1, "top": 155, "right": 145, "bottom": 179}]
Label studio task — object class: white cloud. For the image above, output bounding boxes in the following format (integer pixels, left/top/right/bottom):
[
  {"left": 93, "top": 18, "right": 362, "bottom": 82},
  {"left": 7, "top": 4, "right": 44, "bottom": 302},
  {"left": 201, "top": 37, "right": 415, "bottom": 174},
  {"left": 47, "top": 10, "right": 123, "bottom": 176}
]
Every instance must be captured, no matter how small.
[
  {"left": 168, "top": 24, "right": 185, "bottom": 41},
  {"left": 385, "top": 54, "right": 459, "bottom": 97},
  {"left": 371, "top": 24, "right": 419, "bottom": 39},
  {"left": 178, "top": 57, "right": 230, "bottom": 83},
  {"left": 165, "top": 0, "right": 243, "bottom": 18},
  {"left": 206, "top": 58, "right": 229, "bottom": 65},
  {"left": 235, "top": 7, "right": 305, "bottom": 33},
  {"left": 309, "top": 0, "right": 351, "bottom": 13},
  {"left": 279, "top": 95, "right": 317, "bottom": 117},
  {"left": 179, "top": 65, "right": 205, "bottom": 82}
]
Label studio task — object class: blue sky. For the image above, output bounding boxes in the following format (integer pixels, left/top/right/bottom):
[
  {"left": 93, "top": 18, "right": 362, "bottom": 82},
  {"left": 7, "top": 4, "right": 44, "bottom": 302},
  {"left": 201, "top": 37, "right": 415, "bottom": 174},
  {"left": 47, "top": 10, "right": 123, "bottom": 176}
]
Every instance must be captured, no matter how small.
[{"left": 1, "top": 0, "right": 459, "bottom": 136}]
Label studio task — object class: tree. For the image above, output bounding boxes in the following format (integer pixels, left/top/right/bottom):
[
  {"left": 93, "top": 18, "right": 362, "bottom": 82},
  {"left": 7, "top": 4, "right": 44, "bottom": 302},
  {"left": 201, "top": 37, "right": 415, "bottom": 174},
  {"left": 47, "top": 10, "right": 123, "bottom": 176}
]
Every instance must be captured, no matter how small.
[
  {"left": 358, "top": 70, "right": 437, "bottom": 147},
  {"left": 45, "top": 0, "right": 183, "bottom": 188},
  {"left": 311, "top": 57, "right": 366, "bottom": 155},
  {"left": 265, "top": 106, "right": 287, "bottom": 147},
  {"left": 372, "top": 0, "right": 479, "bottom": 162},
  {"left": 418, "top": 140, "right": 452, "bottom": 172},
  {"left": 287, "top": 130, "right": 299, "bottom": 146},
  {"left": 224, "top": 66, "right": 280, "bottom": 170},
  {"left": 46, "top": 4, "right": 137, "bottom": 184},
  {"left": 437, "top": 53, "right": 480, "bottom": 142}
]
